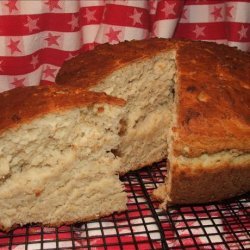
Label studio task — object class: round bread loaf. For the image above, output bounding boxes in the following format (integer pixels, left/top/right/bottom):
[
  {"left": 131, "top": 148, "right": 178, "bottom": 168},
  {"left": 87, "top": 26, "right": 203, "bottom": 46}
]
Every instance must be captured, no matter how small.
[{"left": 57, "top": 38, "right": 250, "bottom": 206}]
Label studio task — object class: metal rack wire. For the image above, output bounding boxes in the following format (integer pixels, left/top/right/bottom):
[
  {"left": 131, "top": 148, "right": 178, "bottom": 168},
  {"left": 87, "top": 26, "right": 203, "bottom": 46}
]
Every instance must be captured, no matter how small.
[{"left": 0, "top": 161, "right": 249, "bottom": 249}]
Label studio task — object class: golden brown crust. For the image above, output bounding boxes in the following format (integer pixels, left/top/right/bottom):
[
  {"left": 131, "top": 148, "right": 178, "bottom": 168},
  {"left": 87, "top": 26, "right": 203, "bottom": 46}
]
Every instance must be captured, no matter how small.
[
  {"left": 172, "top": 162, "right": 250, "bottom": 204},
  {"left": 0, "top": 85, "right": 125, "bottom": 135},
  {"left": 153, "top": 162, "right": 250, "bottom": 205},
  {"left": 174, "top": 42, "right": 250, "bottom": 157},
  {"left": 56, "top": 38, "right": 250, "bottom": 157}
]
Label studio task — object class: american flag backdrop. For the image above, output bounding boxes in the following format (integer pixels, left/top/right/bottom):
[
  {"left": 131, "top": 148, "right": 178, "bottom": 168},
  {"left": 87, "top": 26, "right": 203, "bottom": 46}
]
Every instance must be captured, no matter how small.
[{"left": 0, "top": 0, "right": 249, "bottom": 92}]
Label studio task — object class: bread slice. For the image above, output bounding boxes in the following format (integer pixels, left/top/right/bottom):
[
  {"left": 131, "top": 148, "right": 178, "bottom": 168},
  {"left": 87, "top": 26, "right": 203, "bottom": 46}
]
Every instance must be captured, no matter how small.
[
  {"left": 0, "top": 85, "right": 127, "bottom": 231},
  {"left": 57, "top": 38, "right": 250, "bottom": 205}
]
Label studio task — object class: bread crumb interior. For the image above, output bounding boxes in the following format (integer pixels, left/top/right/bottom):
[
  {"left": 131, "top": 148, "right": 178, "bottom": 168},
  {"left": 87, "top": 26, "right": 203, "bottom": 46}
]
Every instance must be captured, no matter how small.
[
  {"left": 0, "top": 105, "right": 126, "bottom": 230},
  {"left": 91, "top": 51, "right": 176, "bottom": 173}
]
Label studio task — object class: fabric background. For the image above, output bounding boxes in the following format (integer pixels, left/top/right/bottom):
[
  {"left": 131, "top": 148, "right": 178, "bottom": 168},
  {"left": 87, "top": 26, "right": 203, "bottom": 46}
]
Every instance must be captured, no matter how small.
[{"left": 0, "top": 0, "right": 249, "bottom": 92}]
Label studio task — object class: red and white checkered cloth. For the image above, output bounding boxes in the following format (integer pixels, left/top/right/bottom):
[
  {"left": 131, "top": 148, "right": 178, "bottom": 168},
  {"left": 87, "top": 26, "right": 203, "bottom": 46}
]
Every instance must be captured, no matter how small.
[{"left": 0, "top": 0, "right": 249, "bottom": 93}]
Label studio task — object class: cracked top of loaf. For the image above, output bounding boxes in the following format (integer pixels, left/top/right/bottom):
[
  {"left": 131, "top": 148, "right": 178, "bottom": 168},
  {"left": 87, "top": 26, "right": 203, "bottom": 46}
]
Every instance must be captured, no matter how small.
[
  {"left": 56, "top": 38, "right": 250, "bottom": 157},
  {"left": 0, "top": 85, "right": 125, "bottom": 134},
  {"left": 175, "top": 41, "right": 250, "bottom": 157}
]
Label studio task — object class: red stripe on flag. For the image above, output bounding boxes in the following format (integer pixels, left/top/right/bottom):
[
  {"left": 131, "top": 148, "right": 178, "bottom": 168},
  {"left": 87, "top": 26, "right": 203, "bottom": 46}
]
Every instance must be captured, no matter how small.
[
  {"left": 153, "top": 0, "right": 185, "bottom": 21},
  {"left": 0, "top": 48, "right": 81, "bottom": 75},
  {"left": 0, "top": 13, "right": 82, "bottom": 36},
  {"left": 99, "top": 5, "right": 150, "bottom": 29},
  {"left": 174, "top": 22, "right": 250, "bottom": 42},
  {"left": 80, "top": 6, "right": 105, "bottom": 25}
]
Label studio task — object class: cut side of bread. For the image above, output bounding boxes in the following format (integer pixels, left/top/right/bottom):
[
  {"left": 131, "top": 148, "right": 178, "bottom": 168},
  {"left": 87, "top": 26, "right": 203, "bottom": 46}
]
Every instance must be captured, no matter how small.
[
  {"left": 57, "top": 38, "right": 250, "bottom": 206},
  {"left": 91, "top": 51, "right": 177, "bottom": 174},
  {"left": 0, "top": 86, "right": 127, "bottom": 231}
]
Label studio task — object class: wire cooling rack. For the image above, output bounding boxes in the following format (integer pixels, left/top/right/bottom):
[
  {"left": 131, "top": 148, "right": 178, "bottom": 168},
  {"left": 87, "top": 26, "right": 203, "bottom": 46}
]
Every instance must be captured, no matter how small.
[{"left": 0, "top": 161, "right": 249, "bottom": 250}]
